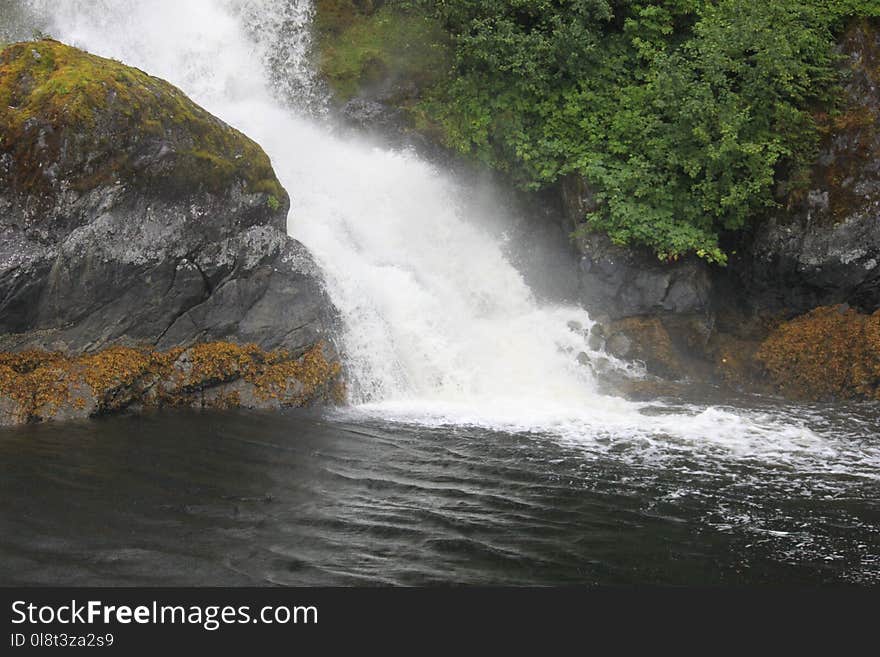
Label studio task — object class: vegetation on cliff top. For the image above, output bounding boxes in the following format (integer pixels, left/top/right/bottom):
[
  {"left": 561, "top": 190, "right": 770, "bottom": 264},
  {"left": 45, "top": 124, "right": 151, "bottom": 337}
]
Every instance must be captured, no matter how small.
[
  {"left": 315, "top": 1, "right": 880, "bottom": 264},
  {"left": 0, "top": 39, "right": 285, "bottom": 203}
]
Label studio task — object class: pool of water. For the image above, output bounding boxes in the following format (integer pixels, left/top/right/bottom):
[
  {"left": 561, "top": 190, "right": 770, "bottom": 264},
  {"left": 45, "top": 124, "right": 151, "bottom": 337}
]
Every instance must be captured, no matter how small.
[{"left": 1, "top": 398, "right": 877, "bottom": 586}]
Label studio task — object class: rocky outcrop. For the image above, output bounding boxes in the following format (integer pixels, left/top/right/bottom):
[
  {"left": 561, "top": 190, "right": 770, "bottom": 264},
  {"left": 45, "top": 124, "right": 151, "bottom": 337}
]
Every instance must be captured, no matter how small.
[
  {"left": 574, "top": 231, "right": 713, "bottom": 321},
  {"left": 557, "top": 173, "right": 716, "bottom": 381},
  {"left": 559, "top": 20, "right": 880, "bottom": 395},
  {"left": 0, "top": 40, "right": 342, "bottom": 423},
  {"left": 729, "top": 19, "right": 880, "bottom": 316}
]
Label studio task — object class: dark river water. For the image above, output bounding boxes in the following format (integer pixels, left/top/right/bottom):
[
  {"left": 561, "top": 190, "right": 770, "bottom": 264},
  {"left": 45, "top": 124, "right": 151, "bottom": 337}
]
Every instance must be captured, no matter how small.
[{"left": 1, "top": 400, "right": 878, "bottom": 587}]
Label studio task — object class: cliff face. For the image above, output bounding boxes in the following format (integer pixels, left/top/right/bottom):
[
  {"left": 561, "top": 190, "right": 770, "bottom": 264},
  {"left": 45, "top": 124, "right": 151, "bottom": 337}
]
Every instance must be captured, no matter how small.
[
  {"left": 570, "top": 19, "right": 880, "bottom": 398},
  {"left": 0, "top": 40, "right": 342, "bottom": 423},
  {"left": 731, "top": 19, "right": 880, "bottom": 316}
]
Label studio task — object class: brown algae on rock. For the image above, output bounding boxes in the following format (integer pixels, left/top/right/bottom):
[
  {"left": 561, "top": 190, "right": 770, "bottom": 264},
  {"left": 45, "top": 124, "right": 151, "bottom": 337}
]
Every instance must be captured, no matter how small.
[
  {"left": 0, "top": 342, "right": 344, "bottom": 426},
  {"left": 757, "top": 305, "right": 880, "bottom": 401}
]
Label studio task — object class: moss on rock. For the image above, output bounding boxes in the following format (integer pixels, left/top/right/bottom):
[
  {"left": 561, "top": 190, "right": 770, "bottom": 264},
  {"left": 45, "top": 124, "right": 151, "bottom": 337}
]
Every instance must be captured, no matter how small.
[
  {"left": 801, "top": 19, "right": 880, "bottom": 224},
  {"left": 0, "top": 39, "right": 285, "bottom": 205}
]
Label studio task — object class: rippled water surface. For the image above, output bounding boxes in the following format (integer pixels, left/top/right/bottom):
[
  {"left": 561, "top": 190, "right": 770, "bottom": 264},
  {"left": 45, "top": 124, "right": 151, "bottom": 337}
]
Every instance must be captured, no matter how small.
[{"left": 1, "top": 400, "right": 877, "bottom": 587}]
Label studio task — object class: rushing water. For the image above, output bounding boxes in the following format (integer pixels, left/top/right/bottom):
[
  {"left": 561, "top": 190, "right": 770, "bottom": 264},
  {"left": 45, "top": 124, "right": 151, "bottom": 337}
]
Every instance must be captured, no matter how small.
[{"left": 1, "top": 0, "right": 878, "bottom": 585}]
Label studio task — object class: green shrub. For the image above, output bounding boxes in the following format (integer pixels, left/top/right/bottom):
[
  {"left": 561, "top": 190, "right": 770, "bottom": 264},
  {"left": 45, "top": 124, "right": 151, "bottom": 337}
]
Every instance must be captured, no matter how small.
[{"left": 406, "top": 0, "right": 876, "bottom": 262}]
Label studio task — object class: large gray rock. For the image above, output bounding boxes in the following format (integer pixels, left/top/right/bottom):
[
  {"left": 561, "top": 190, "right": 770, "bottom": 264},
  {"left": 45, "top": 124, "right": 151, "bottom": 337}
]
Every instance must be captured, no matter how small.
[
  {"left": 736, "top": 203, "right": 880, "bottom": 313},
  {"left": 555, "top": 173, "right": 713, "bottom": 321},
  {"left": 0, "top": 187, "right": 333, "bottom": 355},
  {"left": 574, "top": 232, "right": 713, "bottom": 321},
  {"left": 0, "top": 40, "right": 336, "bottom": 357}
]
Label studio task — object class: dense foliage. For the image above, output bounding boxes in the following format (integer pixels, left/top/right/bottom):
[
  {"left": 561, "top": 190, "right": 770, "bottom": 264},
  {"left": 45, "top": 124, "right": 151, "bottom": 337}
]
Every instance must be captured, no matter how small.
[{"left": 393, "top": 0, "right": 880, "bottom": 262}]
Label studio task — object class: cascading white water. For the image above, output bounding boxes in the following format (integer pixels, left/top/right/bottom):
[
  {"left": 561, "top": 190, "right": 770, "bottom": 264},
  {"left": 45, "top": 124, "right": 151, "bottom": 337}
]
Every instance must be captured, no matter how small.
[
  {"left": 14, "top": 0, "right": 880, "bottom": 475},
  {"left": 238, "top": 0, "right": 328, "bottom": 115},
  {"left": 21, "top": 0, "right": 607, "bottom": 412}
]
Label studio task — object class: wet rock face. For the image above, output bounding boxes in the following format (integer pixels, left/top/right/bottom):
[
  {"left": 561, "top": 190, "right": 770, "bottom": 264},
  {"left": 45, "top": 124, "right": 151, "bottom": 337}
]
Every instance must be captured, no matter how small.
[
  {"left": 732, "top": 19, "right": 880, "bottom": 315},
  {"left": 575, "top": 232, "right": 713, "bottom": 321},
  {"left": 341, "top": 97, "right": 404, "bottom": 133},
  {"left": 735, "top": 208, "right": 880, "bottom": 313},
  {"left": 541, "top": 173, "right": 717, "bottom": 380},
  {"left": 0, "top": 40, "right": 337, "bottom": 358},
  {"left": 557, "top": 174, "right": 713, "bottom": 325}
]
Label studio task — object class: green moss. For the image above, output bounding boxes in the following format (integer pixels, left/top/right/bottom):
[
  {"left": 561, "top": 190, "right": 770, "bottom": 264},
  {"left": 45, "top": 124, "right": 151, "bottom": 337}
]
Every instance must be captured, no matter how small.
[
  {"left": 0, "top": 39, "right": 285, "bottom": 202},
  {"left": 314, "top": 1, "right": 450, "bottom": 104}
]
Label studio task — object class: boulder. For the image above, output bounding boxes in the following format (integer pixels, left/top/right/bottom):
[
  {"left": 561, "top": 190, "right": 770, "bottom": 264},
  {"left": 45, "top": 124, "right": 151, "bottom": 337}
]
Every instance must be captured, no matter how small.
[
  {"left": 0, "top": 40, "right": 336, "bottom": 357},
  {"left": 575, "top": 232, "right": 713, "bottom": 320},
  {"left": 0, "top": 40, "right": 343, "bottom": 423}
]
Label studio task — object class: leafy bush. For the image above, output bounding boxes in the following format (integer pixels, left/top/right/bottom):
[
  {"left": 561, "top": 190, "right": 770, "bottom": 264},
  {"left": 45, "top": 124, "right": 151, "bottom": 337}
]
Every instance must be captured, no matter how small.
[{"left": 403, "top": 0, "right": 876, "bottom": 262}]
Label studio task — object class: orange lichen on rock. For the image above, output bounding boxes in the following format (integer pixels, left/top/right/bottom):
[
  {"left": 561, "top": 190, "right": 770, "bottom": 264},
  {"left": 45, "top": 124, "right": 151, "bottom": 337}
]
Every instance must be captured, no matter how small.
[
  {"left": 0, "top": 350, "right": 67, "bottom": 373},
  {"left": 174, "top": 342, "right": 257, "bottom": 388},
  {"left": 757, "top": 305, "right": 880, "bottom": 400},
  {"left": 0, "top": 341, "right": 344, "bottom": 426},
  {"left": 0, "top": 350, "right": 73, "bottom": 419},
  {"left": 165, "top": 341, "right": 343, "bottom": 405},
  {"left": 80, "top": 346, "right": 176, "bottom": 392}
]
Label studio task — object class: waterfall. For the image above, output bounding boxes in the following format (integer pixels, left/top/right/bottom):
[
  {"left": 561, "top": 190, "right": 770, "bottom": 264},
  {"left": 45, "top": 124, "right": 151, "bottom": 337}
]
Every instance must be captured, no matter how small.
[
  {"left": 15, "top": 0, "right": 842, "bottom": 455},
  {"left": 21, "top": 1, "right": 602, "bottom": 407},
  {"left": 237, "top": 0, "right": 329, "bottom": 115}
]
